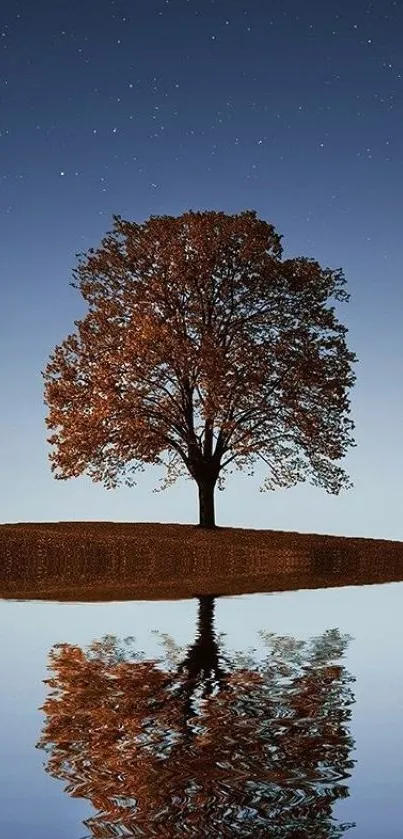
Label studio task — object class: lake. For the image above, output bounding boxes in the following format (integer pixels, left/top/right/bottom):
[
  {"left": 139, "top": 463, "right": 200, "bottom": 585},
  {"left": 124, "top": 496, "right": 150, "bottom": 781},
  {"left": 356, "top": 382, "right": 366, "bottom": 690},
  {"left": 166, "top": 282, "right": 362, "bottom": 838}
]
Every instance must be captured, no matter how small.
[{"left": 1, "top": 579, "right": 402, "bottom": 838}]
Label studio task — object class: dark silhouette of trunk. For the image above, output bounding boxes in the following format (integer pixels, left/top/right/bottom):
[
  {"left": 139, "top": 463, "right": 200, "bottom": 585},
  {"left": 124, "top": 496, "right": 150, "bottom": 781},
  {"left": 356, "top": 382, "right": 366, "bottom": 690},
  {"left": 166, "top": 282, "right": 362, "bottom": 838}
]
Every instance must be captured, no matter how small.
[
  {"left": 197, "top": 479, "right": 216, "bottom": 528},
  {"left": 178, "top": 595, "right": 229, "bottom": 723}
]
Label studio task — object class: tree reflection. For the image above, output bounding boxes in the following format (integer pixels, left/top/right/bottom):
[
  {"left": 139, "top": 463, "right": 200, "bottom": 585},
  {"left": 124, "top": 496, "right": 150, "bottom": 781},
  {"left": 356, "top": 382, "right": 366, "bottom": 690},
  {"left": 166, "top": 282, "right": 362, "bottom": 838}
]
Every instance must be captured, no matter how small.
[{"left": 37, "top": 596, "right": 356, "bottom": 837}]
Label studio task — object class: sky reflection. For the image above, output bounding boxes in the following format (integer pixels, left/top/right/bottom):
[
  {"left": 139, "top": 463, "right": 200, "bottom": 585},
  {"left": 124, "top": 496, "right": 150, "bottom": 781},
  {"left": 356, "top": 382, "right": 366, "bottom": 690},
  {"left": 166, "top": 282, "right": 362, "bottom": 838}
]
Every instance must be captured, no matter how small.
[{"left": 1, "top": 582, "right": 403, "bottom": 837}]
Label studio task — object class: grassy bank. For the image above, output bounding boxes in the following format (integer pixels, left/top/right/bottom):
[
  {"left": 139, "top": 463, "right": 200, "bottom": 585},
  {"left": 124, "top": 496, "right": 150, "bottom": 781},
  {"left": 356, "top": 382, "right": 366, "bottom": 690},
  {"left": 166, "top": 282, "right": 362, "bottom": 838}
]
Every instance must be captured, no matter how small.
[{"left": 1, "top": 521, "right": 403, "bottom": 602}]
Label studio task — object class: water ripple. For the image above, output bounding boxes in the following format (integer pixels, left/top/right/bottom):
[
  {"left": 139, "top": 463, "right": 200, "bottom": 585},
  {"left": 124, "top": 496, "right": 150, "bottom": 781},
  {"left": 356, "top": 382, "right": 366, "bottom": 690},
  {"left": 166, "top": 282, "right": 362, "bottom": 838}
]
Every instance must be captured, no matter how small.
[{"left": 37, "top": 596, "right": 356, "bottom": 837}]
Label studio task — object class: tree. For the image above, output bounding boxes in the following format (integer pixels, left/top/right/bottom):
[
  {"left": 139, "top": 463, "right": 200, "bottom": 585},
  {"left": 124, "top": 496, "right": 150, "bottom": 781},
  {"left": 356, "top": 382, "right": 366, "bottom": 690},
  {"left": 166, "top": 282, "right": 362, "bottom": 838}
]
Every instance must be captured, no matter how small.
[
  {"left": 42, "top": 210, "right": 357, "bottom": 527},
  {"left": 37, "top": 603, "right": 356, "bottom": 837}
]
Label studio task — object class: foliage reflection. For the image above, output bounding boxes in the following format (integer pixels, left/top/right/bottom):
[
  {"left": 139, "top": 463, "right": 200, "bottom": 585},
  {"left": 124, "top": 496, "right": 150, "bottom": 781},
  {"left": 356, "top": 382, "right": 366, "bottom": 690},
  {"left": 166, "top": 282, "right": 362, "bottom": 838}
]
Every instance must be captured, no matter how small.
[{"left": 37, "top": 596, "right": 356, "bottom": 837}]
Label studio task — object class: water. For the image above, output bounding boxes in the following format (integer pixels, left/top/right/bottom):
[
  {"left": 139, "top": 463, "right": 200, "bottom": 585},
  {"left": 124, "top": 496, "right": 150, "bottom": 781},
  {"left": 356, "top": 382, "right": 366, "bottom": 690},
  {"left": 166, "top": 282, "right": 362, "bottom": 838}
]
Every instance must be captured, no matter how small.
[{"left": 1, "top": 581, "right": 402, "bottom": 837}]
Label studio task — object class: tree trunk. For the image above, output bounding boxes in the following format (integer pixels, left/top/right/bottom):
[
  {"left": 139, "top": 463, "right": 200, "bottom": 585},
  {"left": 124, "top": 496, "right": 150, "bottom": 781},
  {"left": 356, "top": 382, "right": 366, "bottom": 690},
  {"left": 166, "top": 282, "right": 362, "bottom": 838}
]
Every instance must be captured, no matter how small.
[
  {"left": 197, "top": 480, "right": 216, "bottom": 528},
  {"left": 197, "top": 595, "right": 216, "bottom": 641},
  {"left": 179, "top": 596, "right": 228, "bottom": 723}
]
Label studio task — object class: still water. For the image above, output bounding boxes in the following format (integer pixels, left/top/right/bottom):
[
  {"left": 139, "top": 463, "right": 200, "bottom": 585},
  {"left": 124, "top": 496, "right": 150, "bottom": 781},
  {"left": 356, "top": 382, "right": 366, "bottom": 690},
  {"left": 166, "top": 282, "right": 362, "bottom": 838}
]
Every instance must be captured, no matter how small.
[{"left": 1, "top": 581, "right": 402, "bottom": 838}]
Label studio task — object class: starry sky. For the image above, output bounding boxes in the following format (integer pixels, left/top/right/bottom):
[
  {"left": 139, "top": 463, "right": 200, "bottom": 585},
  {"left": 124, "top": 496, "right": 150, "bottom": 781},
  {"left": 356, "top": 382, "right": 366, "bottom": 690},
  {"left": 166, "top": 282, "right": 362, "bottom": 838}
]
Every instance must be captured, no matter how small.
[{"left": 1, "top": 0, "right": 402, "bottom": 539}]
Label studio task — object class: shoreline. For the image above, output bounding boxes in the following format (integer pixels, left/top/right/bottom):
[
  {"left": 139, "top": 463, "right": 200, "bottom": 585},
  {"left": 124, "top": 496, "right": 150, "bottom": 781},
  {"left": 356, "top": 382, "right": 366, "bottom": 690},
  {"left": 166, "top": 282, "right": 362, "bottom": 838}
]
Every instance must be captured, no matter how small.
[{"left": 1, "top": 521, "right": 403, "bottom": 602}]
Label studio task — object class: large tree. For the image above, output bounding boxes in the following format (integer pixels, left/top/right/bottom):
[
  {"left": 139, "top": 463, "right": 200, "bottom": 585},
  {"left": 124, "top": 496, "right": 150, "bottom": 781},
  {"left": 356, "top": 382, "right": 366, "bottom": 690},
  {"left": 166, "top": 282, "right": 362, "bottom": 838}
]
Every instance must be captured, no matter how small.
[{"left": 42, "top": 210, "right": 357, "bottom": 527}]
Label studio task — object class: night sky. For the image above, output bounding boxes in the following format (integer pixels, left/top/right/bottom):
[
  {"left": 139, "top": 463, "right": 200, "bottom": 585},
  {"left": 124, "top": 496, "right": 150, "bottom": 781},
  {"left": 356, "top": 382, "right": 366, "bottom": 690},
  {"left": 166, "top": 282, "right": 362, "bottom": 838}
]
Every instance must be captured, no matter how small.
[{"left": 1, "top": 0, "right": 402, "bottom": 538}]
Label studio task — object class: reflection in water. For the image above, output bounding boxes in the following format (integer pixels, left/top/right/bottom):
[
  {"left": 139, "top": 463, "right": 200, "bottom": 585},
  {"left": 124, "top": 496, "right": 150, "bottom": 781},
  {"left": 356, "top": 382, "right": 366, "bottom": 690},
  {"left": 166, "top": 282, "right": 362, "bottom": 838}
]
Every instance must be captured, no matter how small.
[{"left": 37, "top": 596, "right": 356, "bottom": 837}]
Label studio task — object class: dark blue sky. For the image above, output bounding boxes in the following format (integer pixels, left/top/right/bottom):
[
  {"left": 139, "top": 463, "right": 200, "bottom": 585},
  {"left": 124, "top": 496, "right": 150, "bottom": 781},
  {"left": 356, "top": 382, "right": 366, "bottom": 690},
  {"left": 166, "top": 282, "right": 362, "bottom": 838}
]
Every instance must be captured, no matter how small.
[{"left": 1, "top": 0, "right": 402, "bottom": 537}]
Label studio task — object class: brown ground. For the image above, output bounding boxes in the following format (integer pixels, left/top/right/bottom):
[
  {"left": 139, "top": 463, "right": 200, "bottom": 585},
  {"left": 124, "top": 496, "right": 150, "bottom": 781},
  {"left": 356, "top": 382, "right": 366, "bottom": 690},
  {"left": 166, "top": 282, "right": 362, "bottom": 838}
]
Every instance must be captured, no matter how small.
[{"left": 1, "top": 521, "right": 403, "bottom": 602}]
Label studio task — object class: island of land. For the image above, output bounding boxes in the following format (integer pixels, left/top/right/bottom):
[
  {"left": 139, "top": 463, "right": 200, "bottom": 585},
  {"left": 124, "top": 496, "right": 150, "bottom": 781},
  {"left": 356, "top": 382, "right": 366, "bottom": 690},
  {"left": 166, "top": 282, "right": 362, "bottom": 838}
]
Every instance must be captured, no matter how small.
[{"left": 1, "top": 521, "right": 403, "bottom": 602}]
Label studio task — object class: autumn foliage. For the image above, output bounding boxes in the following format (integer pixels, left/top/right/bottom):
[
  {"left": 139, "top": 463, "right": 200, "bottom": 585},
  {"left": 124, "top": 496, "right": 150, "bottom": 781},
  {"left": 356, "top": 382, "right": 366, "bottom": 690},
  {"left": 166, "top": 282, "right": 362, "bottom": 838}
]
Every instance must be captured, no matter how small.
[
  {"left": 42, "top": 210, "right": 357, "bottom": 526},
  {"left": 37, "top": 602, "right": 356, "bottom": 837}
]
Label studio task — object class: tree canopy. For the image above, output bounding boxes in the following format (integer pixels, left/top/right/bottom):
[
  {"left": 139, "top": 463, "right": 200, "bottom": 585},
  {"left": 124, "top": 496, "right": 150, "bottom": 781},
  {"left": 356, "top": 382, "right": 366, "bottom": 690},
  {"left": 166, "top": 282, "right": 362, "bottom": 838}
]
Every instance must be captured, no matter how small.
[{"left": 42, "top": 209, "right": 357, "bottom": 526}]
